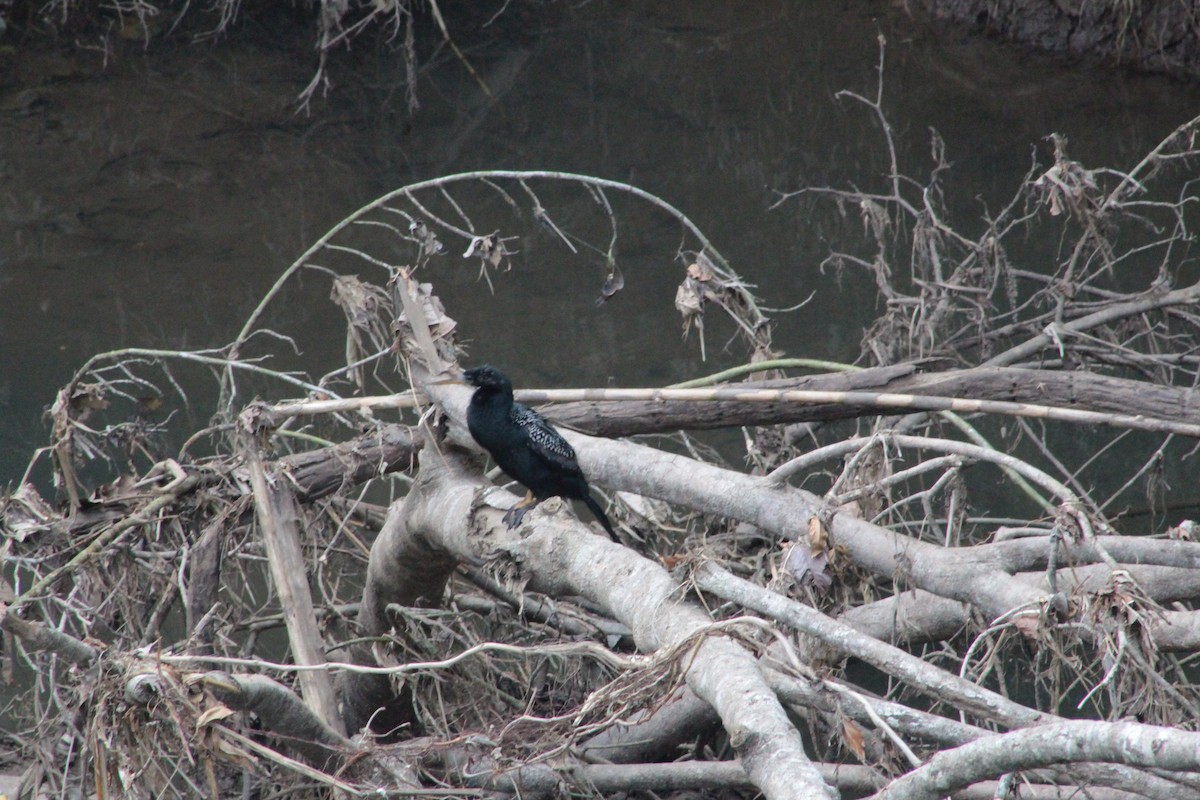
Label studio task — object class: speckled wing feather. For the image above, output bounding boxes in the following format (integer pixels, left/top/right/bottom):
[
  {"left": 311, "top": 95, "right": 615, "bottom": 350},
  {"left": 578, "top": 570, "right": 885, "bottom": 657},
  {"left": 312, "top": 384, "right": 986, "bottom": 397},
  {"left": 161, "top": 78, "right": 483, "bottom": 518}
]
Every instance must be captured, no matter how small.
[{"left": 511, "top": 403, "right": 581, "bottom": 475}]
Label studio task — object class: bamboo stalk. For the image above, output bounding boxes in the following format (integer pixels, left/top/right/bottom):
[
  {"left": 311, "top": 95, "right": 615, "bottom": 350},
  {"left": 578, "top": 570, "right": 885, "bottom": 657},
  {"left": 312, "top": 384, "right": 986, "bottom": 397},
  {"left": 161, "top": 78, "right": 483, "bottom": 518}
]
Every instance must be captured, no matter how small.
[{"left": 247, "top": 449, "right": 345, "bottom": 736}]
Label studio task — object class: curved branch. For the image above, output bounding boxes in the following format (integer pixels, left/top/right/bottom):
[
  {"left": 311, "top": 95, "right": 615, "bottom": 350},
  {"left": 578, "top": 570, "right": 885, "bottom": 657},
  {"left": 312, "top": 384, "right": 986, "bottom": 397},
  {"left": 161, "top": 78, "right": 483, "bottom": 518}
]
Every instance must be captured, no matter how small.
[
  {"left": 875, "top": 721, "right": 1200, "bottom": 800},
  {"left": 236, "top": 170, "right": 741, "bottom": 348}
]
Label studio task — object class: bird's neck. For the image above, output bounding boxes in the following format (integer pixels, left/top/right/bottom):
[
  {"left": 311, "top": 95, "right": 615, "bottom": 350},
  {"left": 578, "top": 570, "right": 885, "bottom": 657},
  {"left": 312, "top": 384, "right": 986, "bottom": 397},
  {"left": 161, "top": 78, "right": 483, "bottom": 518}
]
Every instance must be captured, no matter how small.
[{"left": 469, "top": 385, "right": 514, "bottom": 427}]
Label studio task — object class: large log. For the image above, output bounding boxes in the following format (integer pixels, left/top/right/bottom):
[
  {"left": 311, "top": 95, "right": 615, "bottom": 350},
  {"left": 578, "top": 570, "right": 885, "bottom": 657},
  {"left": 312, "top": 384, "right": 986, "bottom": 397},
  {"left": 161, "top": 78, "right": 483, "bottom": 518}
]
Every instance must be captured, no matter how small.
[{"left": 542, "top": 365, "right": 1200, "bottom": 436}]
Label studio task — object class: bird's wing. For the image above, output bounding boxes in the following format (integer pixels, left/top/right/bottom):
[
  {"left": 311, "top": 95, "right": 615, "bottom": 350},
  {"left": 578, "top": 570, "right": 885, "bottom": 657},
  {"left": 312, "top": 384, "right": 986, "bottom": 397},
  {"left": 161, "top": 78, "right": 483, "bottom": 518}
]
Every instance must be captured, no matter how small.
[{"left": 512, "top": 404, "right": 582, "bottom": 475}]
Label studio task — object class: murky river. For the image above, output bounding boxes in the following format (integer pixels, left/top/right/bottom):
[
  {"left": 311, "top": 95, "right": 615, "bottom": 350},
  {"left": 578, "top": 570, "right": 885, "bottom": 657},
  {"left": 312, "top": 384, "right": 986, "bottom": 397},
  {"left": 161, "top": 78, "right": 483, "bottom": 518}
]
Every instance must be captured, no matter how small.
[{"left": 2, "top": 0, "right": 1199, "bottom": 490}]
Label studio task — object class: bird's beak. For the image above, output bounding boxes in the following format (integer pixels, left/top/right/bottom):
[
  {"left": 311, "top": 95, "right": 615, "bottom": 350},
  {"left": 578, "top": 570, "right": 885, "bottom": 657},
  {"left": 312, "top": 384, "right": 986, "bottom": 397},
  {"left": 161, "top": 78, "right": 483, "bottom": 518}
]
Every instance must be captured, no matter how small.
[{"left": 428, "top": 375, "right": 468, "bottom": 386}]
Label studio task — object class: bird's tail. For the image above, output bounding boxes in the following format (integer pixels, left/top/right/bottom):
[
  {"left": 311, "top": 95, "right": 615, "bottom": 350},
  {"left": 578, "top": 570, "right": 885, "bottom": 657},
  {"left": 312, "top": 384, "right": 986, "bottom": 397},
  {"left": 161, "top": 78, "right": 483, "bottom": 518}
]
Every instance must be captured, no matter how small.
[{"left": 583, "top": 495, "right": 618, "bottom": 541}]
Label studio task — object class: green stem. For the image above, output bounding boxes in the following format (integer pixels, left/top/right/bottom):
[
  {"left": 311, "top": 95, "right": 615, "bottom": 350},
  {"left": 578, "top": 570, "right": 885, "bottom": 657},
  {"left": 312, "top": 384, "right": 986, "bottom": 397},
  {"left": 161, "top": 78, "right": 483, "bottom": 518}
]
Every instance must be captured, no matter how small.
[{"left": 670, "top": 359, "right": 860, "bottom": 388}]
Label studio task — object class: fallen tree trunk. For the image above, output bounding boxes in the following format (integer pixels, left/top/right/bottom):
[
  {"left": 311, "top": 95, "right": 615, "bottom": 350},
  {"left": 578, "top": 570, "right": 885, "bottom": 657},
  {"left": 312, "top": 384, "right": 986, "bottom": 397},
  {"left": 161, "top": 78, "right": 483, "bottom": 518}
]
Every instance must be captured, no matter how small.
[
  {"left": 357, "top": 436, "right": 836, "bottom": 800},
  {"left": 542, "top": 365, "right": 1200, "bottom": 436}
]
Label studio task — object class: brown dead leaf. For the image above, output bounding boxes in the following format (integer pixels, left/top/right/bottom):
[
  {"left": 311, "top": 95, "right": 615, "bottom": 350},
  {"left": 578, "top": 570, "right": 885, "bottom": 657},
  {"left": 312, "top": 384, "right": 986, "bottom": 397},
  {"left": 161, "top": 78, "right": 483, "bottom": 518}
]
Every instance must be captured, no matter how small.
[
  {"left": 90, "top": 474, "right": 139, "bottom": 503},
  {"left": 1013, "top": 615, "right": 1040, "bottom": 639},
  {"left": 675, "top": 279, "right": 703, "bottom": 317},
  {"left": 399, "top": 280, "right": 458, "bottom": 340},
  {"left": 1047, "top": 191, "right": 1063, "bottom": 216},
  {"left": 195, "top": 704, "right": 236, "bottom": 730},
  {"left": 807, "top": 516, "right": 829, "bottom": 550},
  {"left": 1168, "top": 520, "right": 1197, "bottom": 540},
  {"left": 409, "top": 220, "right": 444, "bottom": 257},
  {"left": 330, "top": 275, "right": 384, "bottom": 329},
  {"left": 780, "top": 517, "right": 833, "bottom": 592},
  {"left": 68, "top": 383, "right": 109, "bottom": 418},
  {"left": 691, "top": 250, "right": 719, "bottom": 280},
  {"left": 674, "top": 275, "right": 708, "bottom": 358},
  {"left": 463, "top": 231, "right": 510, "bottom": 272},
  {"left": 842, "top": 719, "right": 866, "bottom": 761},
  {"left": 660, "top": 554, "right": 687, "bottom": 570},
  {"left": 238, "top": 404, "right": 269, "bottom": 436}
]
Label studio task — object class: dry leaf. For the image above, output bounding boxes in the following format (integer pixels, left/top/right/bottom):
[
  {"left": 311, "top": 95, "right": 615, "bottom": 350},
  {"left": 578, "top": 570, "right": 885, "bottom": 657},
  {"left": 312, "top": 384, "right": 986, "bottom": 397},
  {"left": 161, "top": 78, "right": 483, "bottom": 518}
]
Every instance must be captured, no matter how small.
[
  {"left": 686, "top": 258, "right": 714, "bottom": 282},
  {"left": 1, "top": 483, "right": 58, "bottom": 542},
  {"left": 195, "top": 704, "right": 236, "bottom": 730},
  {"left": 463, "top": 232, "right": 509, "bottom": 271},
  {"left": 807, "top": 516, "right": 829, "bottom": 550},
  {"left": 675, "top": 279, "right": 703, "bottom": 317},
  {"left": 1168, "top": 520, "right": 1196, "bottom": 540},
  {"left": 330, "top": 274, "right": 386, "bottom": 330},
  {"left": 660, "top": 554, "right": 686, "bottom": 570},
  {"left": 785, "top": 539, "right": 832, "bottom": 592},
  {"left": 409, "top": 220, "right": 444, "bottom": 256},
  {"left": 842, "top": 719, "right": 866, "bottom": 761},
  {"left": 1013, "top": 615, "right": 1040, "bottom": 639},
  {"left": 597, "top": 262, "right": 624, "bottom": 305},
  {"left": 212, "top": 729, "right": 259, "bottom": 769},
  {"left": 68, "top": 383, "right": 109, "bottom": 418}
]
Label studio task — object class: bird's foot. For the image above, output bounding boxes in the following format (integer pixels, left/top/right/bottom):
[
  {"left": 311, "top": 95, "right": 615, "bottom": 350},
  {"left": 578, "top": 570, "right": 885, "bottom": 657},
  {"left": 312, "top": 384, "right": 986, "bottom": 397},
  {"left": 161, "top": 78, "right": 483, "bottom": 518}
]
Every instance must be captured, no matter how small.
[
  {"left": 502, "top": 503, "right": 530, "bottom": 529},
  {"left": 503, "top": 490, "right": 539, "bottom": 530}
]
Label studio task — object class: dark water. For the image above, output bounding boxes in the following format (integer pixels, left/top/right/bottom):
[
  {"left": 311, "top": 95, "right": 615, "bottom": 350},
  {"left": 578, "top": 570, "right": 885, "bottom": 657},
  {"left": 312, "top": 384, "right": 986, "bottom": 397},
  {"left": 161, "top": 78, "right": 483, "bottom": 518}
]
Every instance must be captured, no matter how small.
[{"left": 2, "top": 0, "right": 1199, "bottom": 492}]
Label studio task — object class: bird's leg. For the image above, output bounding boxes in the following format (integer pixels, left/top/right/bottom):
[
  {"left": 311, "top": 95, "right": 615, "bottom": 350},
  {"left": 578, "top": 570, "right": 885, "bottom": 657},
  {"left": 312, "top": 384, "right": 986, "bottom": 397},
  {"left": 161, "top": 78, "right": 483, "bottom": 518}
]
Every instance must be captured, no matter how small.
[{"left": 503, "top": 490, "right": 541, "bottom": 529}]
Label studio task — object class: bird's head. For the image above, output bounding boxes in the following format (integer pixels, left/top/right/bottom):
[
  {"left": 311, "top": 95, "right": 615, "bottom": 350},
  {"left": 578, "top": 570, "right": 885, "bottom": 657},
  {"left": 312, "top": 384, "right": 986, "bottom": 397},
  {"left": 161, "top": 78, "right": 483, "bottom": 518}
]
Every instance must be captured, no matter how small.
[
  {"left": 430, "top": 365, "right": 513, "bottom": 394},
  {"left": 462, "top": 365, "right": 511, "bottom": 392}
]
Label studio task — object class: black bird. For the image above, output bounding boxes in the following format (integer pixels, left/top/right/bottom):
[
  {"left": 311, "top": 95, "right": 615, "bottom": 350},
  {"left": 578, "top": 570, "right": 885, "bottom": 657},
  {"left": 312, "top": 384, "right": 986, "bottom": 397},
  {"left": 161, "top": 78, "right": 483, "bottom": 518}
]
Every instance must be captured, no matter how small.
[{"left": 443, "top": 365, "right": 617, "bottom": 540}]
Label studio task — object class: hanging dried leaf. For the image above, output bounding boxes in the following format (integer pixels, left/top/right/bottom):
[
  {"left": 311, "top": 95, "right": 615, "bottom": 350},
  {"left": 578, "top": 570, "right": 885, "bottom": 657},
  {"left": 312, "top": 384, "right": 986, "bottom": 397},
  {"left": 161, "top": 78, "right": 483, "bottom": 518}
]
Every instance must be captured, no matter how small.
[
  {"left": 66, "top": 383, "right": 109, "bottom": 418},
  {"left": 859, "top": 197, "right": 890, "bottom": 243},
  {"left": 687, "top": 254, "right": 715, "bottom": 282},
  {"left": 331, "top": 274, "right": 395, "bottom": 390},
  {"left": 1034, "top": 134, "right": 1101, "bottom": 221},
  {"left": 330, "top": 274, "right": 388, "bottom": 332},
  {"left": 392, "top": 275, "right": 461, "bottom": 373},
  {"left": 674, "top": 277, "right": 706, "bottom": 359},
  {"left": 596, "top": 262, "right": 624, "bottom": 305},
  {"left": 238, "top": 403, "right": 269, "bottom": 436},
  {"left": 463, "top": 231, "right": 510, "bottom": 273},
  {"left": 394, "top": 279, "right": 458, "bottom": 341},
  {"left": 409, "top": 220, "right": 444, "bottom": 257},
  {"left": 841, "top": 719, "right": 866, "bottom": 761},
  {"left": 675, "top": 278, "right": 704, "bottom": 318}
]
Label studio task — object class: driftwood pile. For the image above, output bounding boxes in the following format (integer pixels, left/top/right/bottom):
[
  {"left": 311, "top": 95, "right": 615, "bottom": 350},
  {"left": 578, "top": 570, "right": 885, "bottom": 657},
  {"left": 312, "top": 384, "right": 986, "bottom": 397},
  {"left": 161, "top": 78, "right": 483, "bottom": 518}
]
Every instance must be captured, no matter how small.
[{"left": 5, "top": 105, "right": 1200, "bottom": 800}]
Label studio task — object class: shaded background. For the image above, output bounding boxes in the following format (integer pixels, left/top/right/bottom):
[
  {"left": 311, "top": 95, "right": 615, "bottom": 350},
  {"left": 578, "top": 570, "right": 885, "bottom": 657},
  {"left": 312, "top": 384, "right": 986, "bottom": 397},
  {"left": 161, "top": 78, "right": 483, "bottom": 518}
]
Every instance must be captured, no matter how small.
[{"left": 2, "top": 0, "right": 1199, "bottom": 493}]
